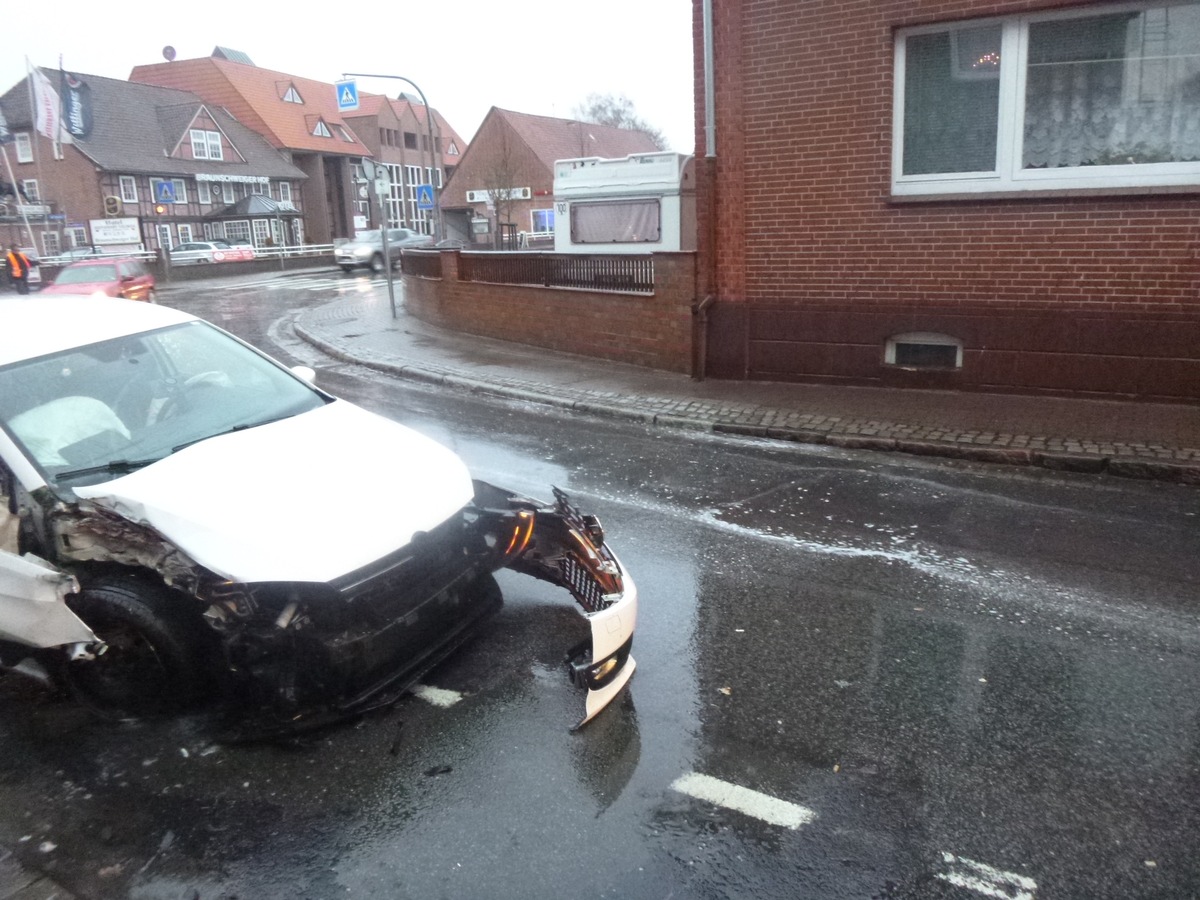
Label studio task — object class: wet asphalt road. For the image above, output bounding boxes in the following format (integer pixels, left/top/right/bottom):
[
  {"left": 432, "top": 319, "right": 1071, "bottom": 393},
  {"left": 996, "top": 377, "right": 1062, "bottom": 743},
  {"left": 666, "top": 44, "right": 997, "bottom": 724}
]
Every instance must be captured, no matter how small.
[{"left": 0, "top": 272, "right": 1198, "bottom": 900}]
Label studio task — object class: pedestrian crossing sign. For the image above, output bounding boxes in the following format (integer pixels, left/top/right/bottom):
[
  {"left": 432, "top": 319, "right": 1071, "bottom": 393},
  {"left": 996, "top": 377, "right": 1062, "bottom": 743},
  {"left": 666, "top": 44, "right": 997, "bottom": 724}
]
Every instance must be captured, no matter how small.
[
  {"left": 155, "top": 181, "right": 176, "bottom": 203},
  {"left": 417, "top": 184, "right": 435, "bottom": 210}
]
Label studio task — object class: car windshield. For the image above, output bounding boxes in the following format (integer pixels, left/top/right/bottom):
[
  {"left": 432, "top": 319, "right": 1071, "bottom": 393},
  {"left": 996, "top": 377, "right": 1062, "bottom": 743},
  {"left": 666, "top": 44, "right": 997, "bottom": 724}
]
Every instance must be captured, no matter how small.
[
  {"left": 352, "top": 231, "right": 382, "bottom": 243},
  {"left": 55, "top": 264, "right": 118, "bottom": 284},
  {"left": 0, "top": 321, "right": 328, "bottom": 487}
]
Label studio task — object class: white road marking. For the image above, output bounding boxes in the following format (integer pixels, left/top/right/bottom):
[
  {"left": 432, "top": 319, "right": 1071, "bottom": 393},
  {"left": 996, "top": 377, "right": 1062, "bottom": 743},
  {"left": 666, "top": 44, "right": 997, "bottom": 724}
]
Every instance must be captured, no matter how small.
[
  {"left": 411, "top": 684, "right": 463, "bottom": 708},
  {"left": 669, "top": 772, "right": 816, "bottom": 829},
  {"left": 936, "top": 852, "right": 1037, "bottom": 900}
]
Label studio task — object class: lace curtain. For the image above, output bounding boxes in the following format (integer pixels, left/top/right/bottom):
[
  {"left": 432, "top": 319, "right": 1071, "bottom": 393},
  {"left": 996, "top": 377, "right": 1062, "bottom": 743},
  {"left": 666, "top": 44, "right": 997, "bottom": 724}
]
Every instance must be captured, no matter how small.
[{"left": 1023, "top": 8, "right": 1200, "bottom": 168}]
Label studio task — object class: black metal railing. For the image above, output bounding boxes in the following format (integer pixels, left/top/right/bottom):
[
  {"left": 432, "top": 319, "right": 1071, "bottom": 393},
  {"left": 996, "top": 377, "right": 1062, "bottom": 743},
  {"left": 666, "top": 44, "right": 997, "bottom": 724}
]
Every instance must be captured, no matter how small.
[
  {"left": 400, "top": 249, "right": 443, "bottom": 279},
  {"left": 457, "top": 252, "right": 654, "bottom": 294}
]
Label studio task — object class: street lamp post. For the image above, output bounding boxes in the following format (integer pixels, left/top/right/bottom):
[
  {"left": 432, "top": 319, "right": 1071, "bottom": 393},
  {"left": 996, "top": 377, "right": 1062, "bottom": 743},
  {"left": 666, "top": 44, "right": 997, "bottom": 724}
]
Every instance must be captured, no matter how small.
[{"left": 341, "top": 72, "right": 441, "bottom": 242}]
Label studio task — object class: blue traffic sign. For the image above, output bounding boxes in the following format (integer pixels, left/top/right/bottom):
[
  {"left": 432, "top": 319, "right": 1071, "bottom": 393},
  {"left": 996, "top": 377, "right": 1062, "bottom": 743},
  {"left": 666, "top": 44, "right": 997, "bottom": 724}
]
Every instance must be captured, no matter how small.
[
  {"left": 155, "top": 181, "right": 176, "bottom": 203},
  {"left": 335, "top": 80, "right": 359, "bottom": 112},
  {"left": 416, "top": 184, "right": 435, "bottom": 210}
]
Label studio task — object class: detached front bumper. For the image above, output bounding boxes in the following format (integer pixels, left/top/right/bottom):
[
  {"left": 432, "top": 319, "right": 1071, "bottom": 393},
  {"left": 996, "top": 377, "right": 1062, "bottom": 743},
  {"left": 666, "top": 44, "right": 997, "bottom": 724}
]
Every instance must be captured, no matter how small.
[{"left": 477, "top": 483, "right": 638, "bottom": 729}]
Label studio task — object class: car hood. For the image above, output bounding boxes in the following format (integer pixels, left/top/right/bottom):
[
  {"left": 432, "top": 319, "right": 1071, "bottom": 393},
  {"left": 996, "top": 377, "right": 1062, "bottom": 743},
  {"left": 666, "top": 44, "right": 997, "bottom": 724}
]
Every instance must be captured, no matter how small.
[{"left": 74, "top": 400, "right": 475, "bottom": 583}]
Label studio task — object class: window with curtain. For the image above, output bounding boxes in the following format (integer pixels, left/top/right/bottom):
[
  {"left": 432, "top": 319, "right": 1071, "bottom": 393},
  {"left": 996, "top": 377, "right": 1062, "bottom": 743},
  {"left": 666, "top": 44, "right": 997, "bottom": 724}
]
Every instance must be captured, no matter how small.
[
  {"left": 570, "top": 199, "right": 661, "bottom": 244},
  {"left": 894, "top": 2, "right": 1200, "bottom": 195}
]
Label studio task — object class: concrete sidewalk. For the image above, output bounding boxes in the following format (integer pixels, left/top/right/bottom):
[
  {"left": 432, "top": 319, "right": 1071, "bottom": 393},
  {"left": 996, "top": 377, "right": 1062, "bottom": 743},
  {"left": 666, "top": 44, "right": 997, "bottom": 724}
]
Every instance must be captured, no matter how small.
[{"left": 294, "top": 291, "right": 1200, "bottom": 485}]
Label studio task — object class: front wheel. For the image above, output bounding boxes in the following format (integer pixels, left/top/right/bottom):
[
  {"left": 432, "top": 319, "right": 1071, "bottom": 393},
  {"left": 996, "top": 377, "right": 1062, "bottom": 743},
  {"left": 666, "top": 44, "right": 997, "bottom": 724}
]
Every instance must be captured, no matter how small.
[
  {"left": 64, "top": 576, "right": 211, "bottom": 720},
  {"left": 369, "top": 253, "right": 385, "bottom": 274}
]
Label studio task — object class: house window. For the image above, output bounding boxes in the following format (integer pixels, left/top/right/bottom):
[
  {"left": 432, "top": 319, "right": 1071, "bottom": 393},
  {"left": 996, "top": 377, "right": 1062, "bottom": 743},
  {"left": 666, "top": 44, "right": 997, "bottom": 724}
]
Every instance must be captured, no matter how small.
[
  {"left": 224, "top": 220, "right": 251, "bottom": 243},
  {"left": 15, "top": 133, "right": 32, "bottom": 163},
  {"left": 278, "top": 182, "right": 292, "bottom": 203},
  {"left": 40, "top": 232, "right": 60, "bottom": 256},
  {"left": 252, "top": 219, "right": 272, "bottom": 245},
  {"left": 22, "top": 180, "right": 40, "bottom": 202},
  {"left": 531, "top": 209, "right": 554, "bottom": 233},
  {"left": 447, "top": 141, "right": 460, "bottom": 156},
  {"left": 119, "top": 176, "right": 138, "bottom": 202},
  {"left": 198, "top": 181, "right": 212, "bottom": 204},
  {"left": 190, "top": 129, "right": 223, "bottom": 161},
  {"left": 178, "top": 224, "right": 194, "bottom": 243},
  {"left": 570, "top": 199, "right": 661, "bottom": 244},
  {"left": 885, "top": 333, "right": 963, "bottom": 369},
  {"left": 337, "top": 125, "right": 355, "bottom": 143},
  {"left": 157, "top": 225, "right": 173, "bottom": 251},
  {"left": 404, "top": 132, "right": 418, "bottom": 149},
  {"left": 282, "top": 85, "right": 303, "bottom": 104},
  {"left": 894, "top": 2, "right": 1200, "bottom": 195},
  {"left": 67, "top": 226, "right": 88, "bottom": 249},
  {"left": 313, "top": 120, "right": 332, "bottom": 138}
]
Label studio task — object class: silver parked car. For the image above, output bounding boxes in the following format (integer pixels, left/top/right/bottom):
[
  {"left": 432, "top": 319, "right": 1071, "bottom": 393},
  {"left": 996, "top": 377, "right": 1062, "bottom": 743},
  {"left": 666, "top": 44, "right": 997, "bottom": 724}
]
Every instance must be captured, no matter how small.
[
  {"left": 336, "top": 228, "right": 434, "bottom": 273},
  {"left": 0, "top": 295, "right": 637, "bottom": 737}
]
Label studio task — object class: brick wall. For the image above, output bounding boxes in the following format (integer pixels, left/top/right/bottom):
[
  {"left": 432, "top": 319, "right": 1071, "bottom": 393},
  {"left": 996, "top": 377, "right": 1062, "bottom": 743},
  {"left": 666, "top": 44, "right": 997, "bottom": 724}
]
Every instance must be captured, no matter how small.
[
  {"left": 696, "top": 0, "right": 1200, "bottom": 400},
  {"left": 403, "top": 251, "right": 697, "bottom": 373}
]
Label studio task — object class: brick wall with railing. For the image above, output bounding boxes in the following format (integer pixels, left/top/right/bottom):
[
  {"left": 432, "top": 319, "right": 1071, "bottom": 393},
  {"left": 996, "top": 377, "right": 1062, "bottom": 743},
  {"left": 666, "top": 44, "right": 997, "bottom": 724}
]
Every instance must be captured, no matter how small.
[{"left": 402, "top": 250, "right": 697, "bottom": 373}]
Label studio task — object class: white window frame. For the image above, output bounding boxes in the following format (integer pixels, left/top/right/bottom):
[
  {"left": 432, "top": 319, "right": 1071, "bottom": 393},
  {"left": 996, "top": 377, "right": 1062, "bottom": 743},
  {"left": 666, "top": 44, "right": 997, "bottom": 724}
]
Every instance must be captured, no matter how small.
[
  {"left": 14, "top": 133, "right": 32, "bottom": 163},
  {"left": 157, "top": 224, "right": 173, "bottom": 252},
  {"left": 198, "top": 181, "right": 212, "bottom": 204},
  {"left": 67, "top": 226, "right": 88, "bottom": 249},
  {"left": 190, "top": 129, "right": 223, "bottom": 161},
  {"left": 893, "top": 1, "right": 1200, "bottom": 196},
  {"left": 177, "top": 224, "right": 195, "bottom": 243},
  {"left": 40, "top": 232, "right": 60, "bottom": 256},
  {"left": 21, "top": 180, "right": 39, "bottom": 202},
  {"left": 119, "top": 176, "right": 138, "bottom": 203},
  {"left": 278, "top": 182, "right": 292, "bottom": 203}
]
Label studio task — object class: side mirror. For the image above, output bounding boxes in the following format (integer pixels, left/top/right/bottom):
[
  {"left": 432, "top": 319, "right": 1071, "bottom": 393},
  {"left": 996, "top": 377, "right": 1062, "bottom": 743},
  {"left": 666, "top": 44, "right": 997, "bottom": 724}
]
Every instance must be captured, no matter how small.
[{"left": 290, "top": 365, "right": 316, "bottom": 383}]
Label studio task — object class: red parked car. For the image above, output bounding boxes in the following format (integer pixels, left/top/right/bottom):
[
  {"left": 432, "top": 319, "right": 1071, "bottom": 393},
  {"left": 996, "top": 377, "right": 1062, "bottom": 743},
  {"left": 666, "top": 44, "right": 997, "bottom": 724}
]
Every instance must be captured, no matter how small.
[{"left": 41, "top": 258, "right": 157, "bottom": 302}]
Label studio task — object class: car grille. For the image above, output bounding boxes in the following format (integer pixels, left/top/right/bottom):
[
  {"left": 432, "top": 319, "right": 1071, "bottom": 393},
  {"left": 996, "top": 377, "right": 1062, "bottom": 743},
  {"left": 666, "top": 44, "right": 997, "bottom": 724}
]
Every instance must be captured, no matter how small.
[{"left": 558, "top": 555, "right": 611, "bottom": 613}]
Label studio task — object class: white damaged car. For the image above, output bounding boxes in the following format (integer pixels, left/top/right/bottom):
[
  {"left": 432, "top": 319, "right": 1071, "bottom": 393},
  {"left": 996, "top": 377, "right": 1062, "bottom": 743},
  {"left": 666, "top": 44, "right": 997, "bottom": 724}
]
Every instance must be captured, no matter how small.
[{"left": 0, "top": 296, "right": 636, "bottom": 735}]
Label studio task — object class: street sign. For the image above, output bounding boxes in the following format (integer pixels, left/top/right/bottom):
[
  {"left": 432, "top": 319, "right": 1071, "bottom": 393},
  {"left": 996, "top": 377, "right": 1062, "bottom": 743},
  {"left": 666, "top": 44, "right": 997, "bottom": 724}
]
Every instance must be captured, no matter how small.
[
  {"left": 154, "top": 181, "right": 176, "bottom": 203},
  {"left": 335, "top": 80, "right": 359, "bottom": 112},
  {"left": 374, "top": 166, "right": 392, "bottom": 195},
  {"left": 416, "top": 184, "right": 435, "bottom": 210}
]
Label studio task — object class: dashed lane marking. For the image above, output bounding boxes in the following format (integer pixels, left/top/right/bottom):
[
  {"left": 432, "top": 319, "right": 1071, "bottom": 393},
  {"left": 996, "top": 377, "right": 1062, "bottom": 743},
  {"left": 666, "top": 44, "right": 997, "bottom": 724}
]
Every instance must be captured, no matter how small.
[
  {"left": 936, "top": 852, "right": 1037, "bottom": 900},
  {"left": 669, "top": 772, "right": 816, "bottom": 829}
]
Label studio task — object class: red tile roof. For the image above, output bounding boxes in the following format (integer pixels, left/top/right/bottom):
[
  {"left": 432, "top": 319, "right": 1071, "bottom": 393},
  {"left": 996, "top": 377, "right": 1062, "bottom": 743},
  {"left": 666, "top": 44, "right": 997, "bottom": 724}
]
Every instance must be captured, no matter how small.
[{"left": 130, "top": 57, "right": 369, "bottom": 156}]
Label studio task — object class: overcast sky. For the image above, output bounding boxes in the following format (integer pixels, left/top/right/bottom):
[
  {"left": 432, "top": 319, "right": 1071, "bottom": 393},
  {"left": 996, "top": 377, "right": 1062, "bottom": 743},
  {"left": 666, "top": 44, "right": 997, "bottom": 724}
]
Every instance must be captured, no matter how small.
[{"left": 4, "top": 0, "right": 696, "bottom": 152}]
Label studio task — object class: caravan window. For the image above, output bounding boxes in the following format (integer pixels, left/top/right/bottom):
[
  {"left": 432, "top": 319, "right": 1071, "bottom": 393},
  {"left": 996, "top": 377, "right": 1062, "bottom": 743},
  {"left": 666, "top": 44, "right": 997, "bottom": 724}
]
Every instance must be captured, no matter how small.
[{"left": 570, "top": 199, "right": 661, "bottom": 244}]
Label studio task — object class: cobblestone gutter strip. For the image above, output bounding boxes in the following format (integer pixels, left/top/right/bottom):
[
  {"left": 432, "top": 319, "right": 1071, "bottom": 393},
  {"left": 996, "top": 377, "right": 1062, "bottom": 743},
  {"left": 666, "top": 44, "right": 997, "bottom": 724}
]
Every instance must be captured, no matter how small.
[{"left": 296, "top": 324, "right": 1200, "bottom": 486}]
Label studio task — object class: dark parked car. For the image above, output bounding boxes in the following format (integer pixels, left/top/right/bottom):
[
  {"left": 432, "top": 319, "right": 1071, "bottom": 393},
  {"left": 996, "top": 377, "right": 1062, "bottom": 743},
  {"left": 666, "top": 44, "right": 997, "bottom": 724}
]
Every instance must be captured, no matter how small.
[
  {"left": 0, "top": 296, "right": 637, "bottom": 736},
  {"left": 336, "top": 228, "right": 434, "bottom": 273}
]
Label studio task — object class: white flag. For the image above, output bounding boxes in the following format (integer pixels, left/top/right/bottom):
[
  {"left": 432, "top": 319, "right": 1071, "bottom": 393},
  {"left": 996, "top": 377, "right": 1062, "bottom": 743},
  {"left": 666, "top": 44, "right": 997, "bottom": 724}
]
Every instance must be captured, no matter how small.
[{"left": 29, "top": 65, "right": 71, "bottom": 144}]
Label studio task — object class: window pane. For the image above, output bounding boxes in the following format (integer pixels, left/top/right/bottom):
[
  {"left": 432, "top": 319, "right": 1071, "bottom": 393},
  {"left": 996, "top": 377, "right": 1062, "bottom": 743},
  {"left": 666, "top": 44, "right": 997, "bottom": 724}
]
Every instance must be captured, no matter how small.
[
  {"left": 1024, "top": 6, "right": 1200, "bottom": 168},
  {"left": 903, "top": 27, "right": 1001, "bottom": 175},
  {"left": 571, "top": 200, "right": 660, "bottom": 243}
]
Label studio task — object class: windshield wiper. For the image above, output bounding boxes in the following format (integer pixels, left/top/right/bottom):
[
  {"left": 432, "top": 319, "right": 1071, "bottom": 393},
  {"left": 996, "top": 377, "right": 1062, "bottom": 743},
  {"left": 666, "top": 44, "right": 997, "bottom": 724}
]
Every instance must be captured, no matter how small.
[{"left": 55, "top": 457, "right": 163, "bottom": 483}]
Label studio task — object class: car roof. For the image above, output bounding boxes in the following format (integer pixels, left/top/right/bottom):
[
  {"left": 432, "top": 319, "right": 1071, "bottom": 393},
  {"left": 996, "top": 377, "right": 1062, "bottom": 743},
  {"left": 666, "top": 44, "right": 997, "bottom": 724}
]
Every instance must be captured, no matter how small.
[{"left": 0, "top": 295, "right": 196, "bottom": 366}]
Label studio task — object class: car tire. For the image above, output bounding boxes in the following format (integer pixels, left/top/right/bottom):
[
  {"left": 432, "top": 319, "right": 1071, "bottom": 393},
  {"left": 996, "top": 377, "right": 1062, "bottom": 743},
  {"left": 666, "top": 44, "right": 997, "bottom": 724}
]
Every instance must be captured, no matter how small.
[
  {"left": 340, "top": 266, "right": 353, "bottom": 274},
  {"left": 369, "top": 253, "right": 385, "bottom": 273},
  {"left": 63, "top": 575, "right": 211, "bottom": 720}
]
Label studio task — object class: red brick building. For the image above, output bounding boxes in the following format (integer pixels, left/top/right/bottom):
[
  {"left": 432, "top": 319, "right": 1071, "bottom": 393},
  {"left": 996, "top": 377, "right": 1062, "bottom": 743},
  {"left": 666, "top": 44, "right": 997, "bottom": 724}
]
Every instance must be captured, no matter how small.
[
  {"left": 695, "top": 0, "right": 1200, "bottom": 400},
  {"left": 440, "top": 108, "right": 661, "bottom": 248},
  {"left": 130, "top": 50, "right": 462, "bottom": 245}
]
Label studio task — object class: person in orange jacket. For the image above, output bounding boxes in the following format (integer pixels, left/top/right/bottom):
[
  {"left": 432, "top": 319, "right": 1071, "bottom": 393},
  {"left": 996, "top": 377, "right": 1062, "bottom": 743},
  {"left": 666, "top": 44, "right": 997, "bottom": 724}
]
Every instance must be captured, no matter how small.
[{"left": 5, "top": 244, "right": 33, "bottom": 294}]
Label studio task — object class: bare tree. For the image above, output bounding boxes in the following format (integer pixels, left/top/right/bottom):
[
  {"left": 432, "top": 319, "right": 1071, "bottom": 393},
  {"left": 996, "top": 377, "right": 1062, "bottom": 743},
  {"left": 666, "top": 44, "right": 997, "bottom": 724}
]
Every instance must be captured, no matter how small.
[
  {"left": 572, "top": 93, "right": 669, "bottom": 150},
  {"left": 482, "top": 128, "right": 523, "bottom": 249}
]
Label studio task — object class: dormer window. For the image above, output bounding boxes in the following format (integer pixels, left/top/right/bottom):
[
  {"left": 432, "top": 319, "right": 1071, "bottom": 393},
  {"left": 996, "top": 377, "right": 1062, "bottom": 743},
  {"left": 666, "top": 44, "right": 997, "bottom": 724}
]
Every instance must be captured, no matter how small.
[
  {"left": 190, "top": 129, "right": 223, "bottom": 161},
  {"left": 312, "top": 120, "right": 332, "bottom": 138},
  {"left": 336, "top": 125, "right": 355, "bottom": 143},
  {"left": 447, "top": 141, "right": 460, "bottom": 156},
  {"left": 282, "top": 84, "right": 303, "bottom": 104}
]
